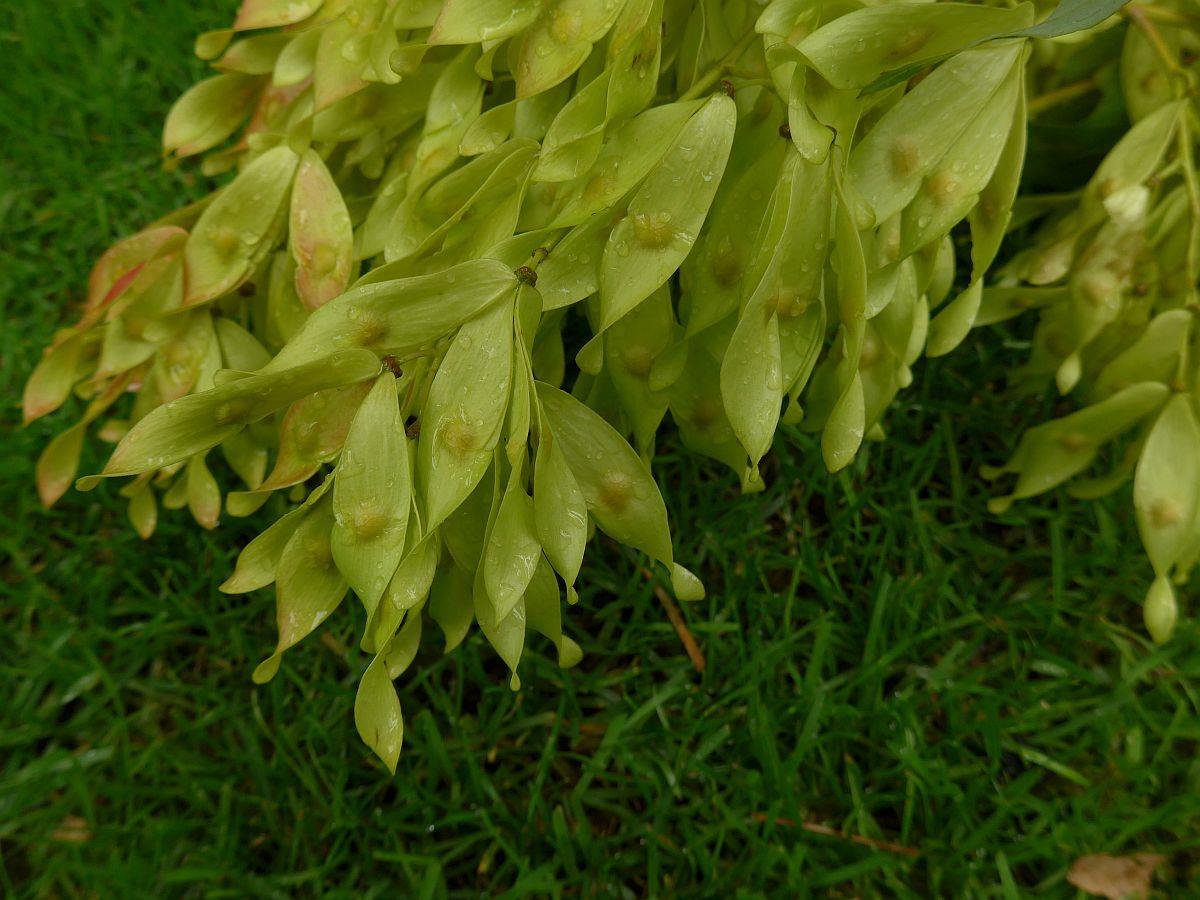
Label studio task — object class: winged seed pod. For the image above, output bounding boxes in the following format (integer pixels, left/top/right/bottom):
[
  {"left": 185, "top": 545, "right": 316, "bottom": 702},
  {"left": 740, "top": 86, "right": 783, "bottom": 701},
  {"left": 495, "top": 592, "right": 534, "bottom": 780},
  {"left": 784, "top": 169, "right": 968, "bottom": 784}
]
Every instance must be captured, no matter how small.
[
  {"left": 25, "top": 0, "right": 1160, "bottom": 769},
  {"left": 976, "top": 5, "right": 1200, "bottom": 642}
]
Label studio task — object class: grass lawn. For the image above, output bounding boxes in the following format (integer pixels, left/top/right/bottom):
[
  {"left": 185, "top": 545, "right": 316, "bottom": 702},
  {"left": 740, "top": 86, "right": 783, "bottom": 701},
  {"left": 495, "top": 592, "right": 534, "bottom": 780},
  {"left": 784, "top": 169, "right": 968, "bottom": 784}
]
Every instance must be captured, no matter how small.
[{"left": 3, "top": 2, "right": 1200, "bottom": 896}]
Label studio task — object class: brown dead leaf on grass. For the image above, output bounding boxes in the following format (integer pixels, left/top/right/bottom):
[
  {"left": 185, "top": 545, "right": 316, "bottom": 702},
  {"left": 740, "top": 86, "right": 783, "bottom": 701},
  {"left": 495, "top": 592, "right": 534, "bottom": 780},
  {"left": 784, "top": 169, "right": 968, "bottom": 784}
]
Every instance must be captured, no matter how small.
[{"left": 1067, "top": 853, "right": 1165, "bottom": 899}]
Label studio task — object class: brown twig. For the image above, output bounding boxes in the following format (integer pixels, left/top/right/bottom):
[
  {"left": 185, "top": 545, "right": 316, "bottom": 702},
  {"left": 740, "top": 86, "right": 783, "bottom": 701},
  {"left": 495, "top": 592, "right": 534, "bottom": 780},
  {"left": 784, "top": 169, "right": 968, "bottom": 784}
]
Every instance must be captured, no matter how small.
[
  {"left": 752, "top": 813, "right": 920, "bottom": 858},
  {"left": 640, "top": 567, "right": 706, "bottom": 672}
]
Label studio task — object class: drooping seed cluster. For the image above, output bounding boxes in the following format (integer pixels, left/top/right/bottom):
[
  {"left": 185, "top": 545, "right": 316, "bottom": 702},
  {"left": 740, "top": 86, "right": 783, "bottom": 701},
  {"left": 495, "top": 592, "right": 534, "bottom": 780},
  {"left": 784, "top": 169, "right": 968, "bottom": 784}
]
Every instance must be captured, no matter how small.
[
  {"left": 23, "top": 0, "right": 1169, "bottom": 770},
  {"left": 975, "top": 7, "right": 1200, "bottom": 644}
]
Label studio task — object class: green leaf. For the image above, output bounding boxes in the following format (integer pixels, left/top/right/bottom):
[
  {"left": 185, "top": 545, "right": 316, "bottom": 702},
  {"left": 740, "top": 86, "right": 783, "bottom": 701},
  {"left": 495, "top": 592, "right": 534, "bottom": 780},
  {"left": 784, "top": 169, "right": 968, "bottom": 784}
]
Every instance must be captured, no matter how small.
[
  {"left": 927, "top": 279, "right": 984, "bottom": 358},
  {"left": 163, "top": 73, "right": 260, "bottom": 158},
  {"left": 721, "top": 286, "right": 781, "bottom": 474},
  {"left": 266, "top": 258, "right": 517, "bottom": 371},
  {"left": 525, "top": 557, "right": 582, "bottom": 666},
  {"left": 1095, "top": 310, "right": 1191, "bottom": 398},
  {"left": 313, "top": 16, "right": 368, "bottom": 111},
  {"left": 514, "top": 0, "right": 625, "bottom": 99},
  {"left": 36, "top": 424, "right": 85, "bottom": 508},
  {"left": 331, "top": 374, "right": 412, "bottom": 613},
  {"left": 411, "top": 47, "right": 484, "bottom": 191},
  {"left": 429, "top": 563, "right": 476, "bottom": 653},
  {"left": 801, "top": 2, "right": 1032, "bottom": 91},
  {"left": 858, "top": 0, "right": 1123, "bottom": 95},
  {"left": 127, "top": 484, "right": 158, "bottom": 539},
  {"left": 537, "top": 213, "right": 610, "bottom": 310},
  {"left": 215, "top": 33, "right": 291, "bottom": 75},
  {"left": 214, "top": 318, "right": 271, "bottom": 372},
  {"left": 1134, "top": 395, "right": 1200, "bottom": 577},
  {"left": 383, "top": 605, "right": 425, "bottom": 678},
  {"left": 23, "top": 332, "right": 88, "bottom": 425},
  {"left": 99, "top": 349, "right": 380, "bottom": 478},
  {"left": 234, "top": 0, "right": 323, "bottom": 31},
  {"left": 1144, "top": 576, "right": 1177, "bottom": 644},
  {"left": 370, "top": 536, "right": 440, "bottom": 650},
  {"left": 474, "top": 583, "right": 525, "bottom": 689},
  {"left": 220, "top": 503, "right": 311, "bottom": 594},
  {"left": 537, "top": 382, "right": 675, "bottom": 568},
  {"left": 243, "top": 382, "right": 372, "bottom": 495},
  {"left": 599, "top": 94, "right": 736, "bottom": 329},
  {"left": 1009, "top": 0, "right": 1130, "bottom": 39},
  {"left": 547, "top": 102, "right": 701, "bottom": 226},
  {"left": 533, "top": 68, "right": 613, "bottom": 183},
  {"left": 848, "top": 43, "right": 1023, "bottom": 225},
  {"left": 417, "top": 300, "right": 514, "bottom": 529},
  {"left": 986, "top": 383, "right": 1171, "bottom": 510},
  {"left": 429, "top": 0, "right": 546, "bottom": 45},
  {"left": 290, "top": 150, "right": 355, "bottom": 309},
  {"left": 899, "top": 60, "right": 1022, "bottom": 258},
  {"left": 483, "top": 470, "right": 542, "bottom": 622},
  {"left": 184, "top": 145, "right": 299, "bottom": 306},
  {"left": 186, "top": 454, "right": 222, "bottom": 530},
  {"left": 355, "top": 652, "right": 404, "bottom": 773},
  {"left": 822, "top": 372, "right": 865, "bottom": 474},
  {"left": 669, "top": 341, "right": 746, "bottom": 481},
  {"left": 253, "top": 496, "right": 346, "bottom": 683},
  {"left": 533, "top": 432, "right": 588, "bottom": 600},
  {"left": 605, "top": 284, "right": 674, "bottom": 454}
]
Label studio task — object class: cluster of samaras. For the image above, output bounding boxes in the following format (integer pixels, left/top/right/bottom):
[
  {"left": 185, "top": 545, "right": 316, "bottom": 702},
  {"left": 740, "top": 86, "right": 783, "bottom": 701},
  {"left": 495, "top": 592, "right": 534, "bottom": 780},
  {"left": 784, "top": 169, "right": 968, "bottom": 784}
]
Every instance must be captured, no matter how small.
[{"left": 23, "top": 0, "right": 1199, "bottom": 768}]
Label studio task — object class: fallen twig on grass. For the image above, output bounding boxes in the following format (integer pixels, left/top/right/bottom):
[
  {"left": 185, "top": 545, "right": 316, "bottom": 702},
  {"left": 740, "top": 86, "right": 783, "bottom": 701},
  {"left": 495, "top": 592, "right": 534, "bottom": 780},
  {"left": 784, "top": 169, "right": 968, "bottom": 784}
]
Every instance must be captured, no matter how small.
[
  {"left": 641, "top": 568, "right": 706, "bottom": 673},
  {"left": 751, "top": 813, "right": 919, "bottom": 858}
]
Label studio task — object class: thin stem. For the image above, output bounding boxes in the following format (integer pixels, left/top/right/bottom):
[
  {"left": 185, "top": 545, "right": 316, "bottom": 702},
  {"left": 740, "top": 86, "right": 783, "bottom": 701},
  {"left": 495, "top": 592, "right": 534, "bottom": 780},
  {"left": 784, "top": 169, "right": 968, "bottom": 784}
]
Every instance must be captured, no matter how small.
[
  {"left": 1130, "top": 2, "right": 1200, "bottom": 27},
  {"left": 679, "top": 29, "right": 759, "bottom": 102},
  {"left": 1176, "top": 116, "right": 1200, "bottom": 310},
  {"left": 1026, "top": 77, "right": 1098, "bottom": 116},
  {"left": 1124, "top": 4, "right": 1186, "bottom": 79},
  {"left": 529, "top": 228, "right": 568, "bottom": 272}
]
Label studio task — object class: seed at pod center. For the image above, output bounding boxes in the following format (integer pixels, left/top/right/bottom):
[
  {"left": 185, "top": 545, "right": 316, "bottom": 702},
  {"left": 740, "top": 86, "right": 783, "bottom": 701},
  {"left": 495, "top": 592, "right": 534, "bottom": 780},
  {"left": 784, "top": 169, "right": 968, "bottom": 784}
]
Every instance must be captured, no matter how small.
[
  {"left": 890, "top": 138, "right": 921, "bottom": 178},
  {"left": 692, "top": 398, "right": 720, "bottom": 431},
  {"left": 550, "top": 9, "right": 581, "bottom": 43},
  {"left": 885, "top": 25, "right": 935, "bottom": 62},
  {"left": 1078, "top": 269, "right": 1119, "bottom": 307},
  {"left": 1149, "top": 498, "right": 1183, "bottom": 528},
  {"left": 348, "top": 504, "right": 389, "bottom": 540},
  {"left": 306, "top": 533, "right": 333, "bottom": 568},
  {"left": 584, "top": 171, "right": 613, "bottom": 202},
  {"left": 440, "top": 419, "right": 477, "bottom": 457},
  {"left": 1096, "top": 176, "right": 1120, "bottom": 199},
  {"left": 215, "top": 398, "right": 253, "bottom": 424},
  {"left": 599, "top": 470, "right": 634, "bottom": 512},
  {"left": 211, "top": 226, "right": 241, "bottom": 257},
  {"left": 355, "top": 311, "right": 388, "bottom": 347},
  {"left": 632, "top": 211, "right": 674, "bottom": 249},
  {"left": 312, "top": 245, "right": 339, "bottom": 274},
  {"left": 1045, "top": 330, "right": 1072, "bottom": 358},
  {"left": 623, "top": 346, "right": 655, "bottom": 378},
  {"left": 710, "top": 239, "right": 741, "bottom": 288},
  {"left": 925, "top": 169, "right": 961, "bottom": 206},
  {"left": 1058, "top": 431, "right": 1089, "bottom": 452},
  {"left": 775, "top": 291, "right": 808, "bottom": 319},
  {"left": 860, "top": 331, "right": 882, "bottom": 368}
]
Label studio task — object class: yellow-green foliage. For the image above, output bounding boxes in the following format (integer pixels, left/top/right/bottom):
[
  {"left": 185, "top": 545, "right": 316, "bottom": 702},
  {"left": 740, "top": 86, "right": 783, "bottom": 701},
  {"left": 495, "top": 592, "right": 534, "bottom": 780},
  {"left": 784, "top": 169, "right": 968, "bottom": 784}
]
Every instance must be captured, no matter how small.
[{"left": 24, "top": 0, "right": 1195, "bottom": 770}]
